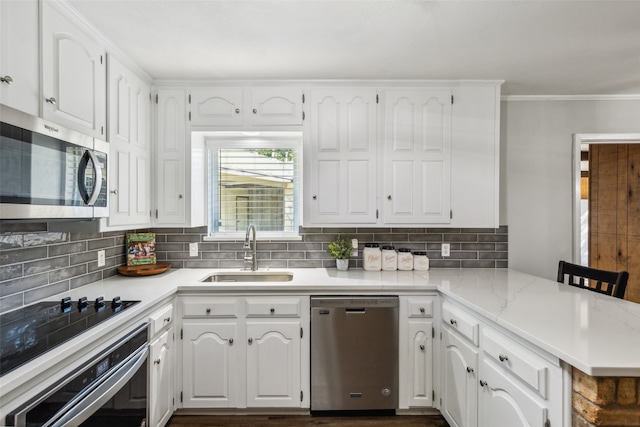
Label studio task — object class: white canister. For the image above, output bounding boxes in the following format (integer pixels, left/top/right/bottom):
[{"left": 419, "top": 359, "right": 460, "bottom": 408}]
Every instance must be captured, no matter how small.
[
  {"left": 413, "top": 251, "right": 430, "bottom": 271},
  {"left": 397, "top": 248, "right": 413, "bottom": 270},
  {"left": 381, "top": 246, "right": 397, "bottom": 271},
  {"left": 363, "top": 243, "right": 382, "bottom": 271}
]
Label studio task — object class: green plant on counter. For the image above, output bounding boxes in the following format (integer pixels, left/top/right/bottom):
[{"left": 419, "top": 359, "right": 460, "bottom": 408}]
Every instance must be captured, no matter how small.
[{"left": 328, "top": 236, "right": 352, "bottom": 260}]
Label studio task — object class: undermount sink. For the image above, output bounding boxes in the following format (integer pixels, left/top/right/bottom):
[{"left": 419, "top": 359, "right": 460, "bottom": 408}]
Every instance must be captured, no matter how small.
[{"left": 200, "top": 271, "right": 294, "bottom": 283}]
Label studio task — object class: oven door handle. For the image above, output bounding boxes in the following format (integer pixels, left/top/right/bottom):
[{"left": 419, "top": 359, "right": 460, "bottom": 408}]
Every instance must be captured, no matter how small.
[
  {"left": 49, "top": 345, "right": 148, "bottom": 427},
  {"left": 77, "top": 149, "right": 103, "bottom": 206}
]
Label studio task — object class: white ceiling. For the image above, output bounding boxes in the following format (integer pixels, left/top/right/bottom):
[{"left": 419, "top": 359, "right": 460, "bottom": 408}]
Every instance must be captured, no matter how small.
[{"left": 68, "top": 0, "right": 640, "bottom": 96}]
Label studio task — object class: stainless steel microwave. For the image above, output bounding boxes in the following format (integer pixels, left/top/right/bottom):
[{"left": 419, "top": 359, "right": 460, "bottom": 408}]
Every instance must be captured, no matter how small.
[{"left": 0, "top": 104, "right": 108, "bottom": 219}]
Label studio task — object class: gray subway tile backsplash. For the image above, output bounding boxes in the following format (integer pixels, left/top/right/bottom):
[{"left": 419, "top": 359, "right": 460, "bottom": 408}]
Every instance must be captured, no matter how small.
[{"left": 1, "top": 223, "right": 508, "bottom": 313}]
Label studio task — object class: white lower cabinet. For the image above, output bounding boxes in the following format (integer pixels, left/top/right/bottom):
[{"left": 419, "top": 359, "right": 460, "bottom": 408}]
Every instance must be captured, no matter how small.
[
  {"left": 148, "top": 304, "right": 175, "bottom": 427},
  {"left": 441, "top": 325, "right": 478, "bottom": 427},
  {"left": 440, "top": 299, "right": 562, "bottom": 427},
  {"left": 399, "top": 296, "right": 435, "bottom": 409},
  {"left": 179, "top": 296, "right": 308, "bottom": 409}
]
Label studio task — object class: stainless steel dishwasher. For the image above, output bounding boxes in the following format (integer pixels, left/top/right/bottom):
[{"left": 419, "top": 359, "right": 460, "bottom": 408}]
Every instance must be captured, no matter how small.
[{"left": 311, "top": 296, "right": 399, "bottom": 411}]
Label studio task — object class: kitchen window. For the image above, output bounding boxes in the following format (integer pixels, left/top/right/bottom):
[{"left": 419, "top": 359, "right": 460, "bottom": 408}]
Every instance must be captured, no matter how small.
[{"left": 204, "top": 132, "right": 302, "bottom": 239}]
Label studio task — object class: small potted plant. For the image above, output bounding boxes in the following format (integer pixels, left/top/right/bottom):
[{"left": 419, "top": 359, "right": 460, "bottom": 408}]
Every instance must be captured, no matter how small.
[{"left": 328, "top": 236, "right": 352, "bottom": 271}]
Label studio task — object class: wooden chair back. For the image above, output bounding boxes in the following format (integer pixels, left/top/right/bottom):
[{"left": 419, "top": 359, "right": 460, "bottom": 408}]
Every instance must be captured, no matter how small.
[{"left": 557, "top": 260, "right": 628, "bottom": 299}]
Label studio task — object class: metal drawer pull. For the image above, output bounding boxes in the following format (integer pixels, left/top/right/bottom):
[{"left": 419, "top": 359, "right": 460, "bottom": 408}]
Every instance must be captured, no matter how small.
[
  {"left": 164, "top": 317, "right": 171, "bottom": 323},
  {"left": 419, "top": 307, "right": 425, "bottom": 313},
  {"left": 450, "top": 319, "right": 457, "bottom": 326},
  {"left": 479, "top": 380, "right": 487, "bottom": 387},
  {"left": 154, "top": 358, "right": 161, "bottom": 365},
  {"left": 110, "top": 189, "right": 118, "bottom": 195},
  {"left": 466, "top": 366, "right": 474, "bottom": 373},
  {"left": 235, "top": 108, "right": 240, "bottom": 114},
  {"left": 229, "top": 338, "right": 234, "bottom": 345},
  {"left": 45, "top": 97, "right": 57, "bottom": 105},
  {"left": 1, "top": 75, "right": 13, "bottom": 84},
  {"left": 206, "top": 308, "right": 211, "bottom": 314},
  {"left": 419, "top": 345, "right": 425, "bottom": 351},
  {"left": 248, "top": 338, "right": 253, "bottom": 344},
  {"left": 499, "top": 354, "right": 509, "bottom": 362},
  {"left": 253, "top": 108, "right": 257, "bottom": 114},
  {"left": 270, "top": 308, "right": 275, "bottom": 314}
]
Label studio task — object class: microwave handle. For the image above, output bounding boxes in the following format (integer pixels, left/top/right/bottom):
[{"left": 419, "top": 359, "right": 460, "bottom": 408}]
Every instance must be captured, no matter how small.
[
  {"left": 49, "top": 346, "right": 148, "bottom": 427},
  {"left": 77, "top": 150, "right": 103, "bottom": 206}
]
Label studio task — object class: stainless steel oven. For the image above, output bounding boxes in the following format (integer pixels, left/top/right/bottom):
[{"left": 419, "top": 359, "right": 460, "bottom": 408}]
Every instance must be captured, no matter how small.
[
  {"left": 0, "top": 104, "right": 108, "bottom": 220},
  {"left": 6, "top": 323, "right": 148, "bottom": 427}
]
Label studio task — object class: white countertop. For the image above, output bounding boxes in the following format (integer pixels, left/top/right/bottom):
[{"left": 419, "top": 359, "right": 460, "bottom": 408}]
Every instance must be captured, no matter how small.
[{"left": 2, "top": 267, "right": 640, "bottom": 417}]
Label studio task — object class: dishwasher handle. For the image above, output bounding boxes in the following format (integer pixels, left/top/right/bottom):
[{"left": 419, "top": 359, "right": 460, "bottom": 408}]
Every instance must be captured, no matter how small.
[{"left": 345, "top": 308, "right": 366, "bottom": 314}]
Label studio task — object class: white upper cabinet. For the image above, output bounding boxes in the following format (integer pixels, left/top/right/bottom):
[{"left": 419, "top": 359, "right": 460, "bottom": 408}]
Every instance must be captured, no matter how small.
[
  {"left": 41, "top": 0, "right": 106, "bottom": 139},
  {"left": 0, "top": 0, "right": 39, "bottom": 115},
  {"left": 104, "top": 55, "right": 151, "bottom": 230},
  {"left": 189, "top": 87, "right": 303, "bottom": 128},
  {"left": 307, "top": 89, "right": 378, "bottom": 224},
  {"left": 155, "top": 89, "right": 187, "bottom": 225},
  {"left": 383, "top": 89, "right": 452, "bottom": 224}
]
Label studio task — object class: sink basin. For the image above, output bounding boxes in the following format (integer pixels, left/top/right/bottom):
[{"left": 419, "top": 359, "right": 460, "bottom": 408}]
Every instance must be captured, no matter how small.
[{"left": 200, "top": 271, "right": 294, "bottom": 283}]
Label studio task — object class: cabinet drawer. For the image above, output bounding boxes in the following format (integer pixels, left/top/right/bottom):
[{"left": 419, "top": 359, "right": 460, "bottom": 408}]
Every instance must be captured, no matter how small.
[
  {"left": 482, "top": 327, "right": 551, "bottom": 398},
  {"left": 182, "top": 298, "right": 240, "bottom": 318},
  {"left": 442, "top": 301, "right": 479, "bottom": 346},
  {"left": 407, "top": 297, "right": 434, "bottom": 318},
  {"left": 149, "top": 304, "right": 173, "bottom": 337},
  {"left": 245, "top": 297, "right": 301, "bottom": 318}
]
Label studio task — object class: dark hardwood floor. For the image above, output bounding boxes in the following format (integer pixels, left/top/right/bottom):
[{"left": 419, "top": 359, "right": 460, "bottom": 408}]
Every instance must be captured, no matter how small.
[{"left": 167, "top": 414, "right": 450, "bottom": 427}]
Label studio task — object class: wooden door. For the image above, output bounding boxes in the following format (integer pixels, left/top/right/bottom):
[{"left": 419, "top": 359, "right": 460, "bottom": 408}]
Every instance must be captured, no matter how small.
[{"left": 589, "top": 143, "right": 640, "bottom": 302}]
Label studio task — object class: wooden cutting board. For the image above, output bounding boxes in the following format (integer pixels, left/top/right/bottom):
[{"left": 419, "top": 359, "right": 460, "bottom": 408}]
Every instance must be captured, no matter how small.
[{"left": 118, "top": 262, "right": 172, "bottom": 276}]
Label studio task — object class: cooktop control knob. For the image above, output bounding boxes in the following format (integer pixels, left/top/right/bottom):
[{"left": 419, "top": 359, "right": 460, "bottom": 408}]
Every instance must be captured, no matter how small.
[
  {"left": 78, "top": 296, "right": 88, "bottom": 309},
  {"left": 111, "top": 296, "right": 122, "bottom": 309},
  {"left": 95, "top": 296, "right": 105, "bottom": 310},
  {"left": 61, "top": 296, "right": 72, "bottom": 312}
]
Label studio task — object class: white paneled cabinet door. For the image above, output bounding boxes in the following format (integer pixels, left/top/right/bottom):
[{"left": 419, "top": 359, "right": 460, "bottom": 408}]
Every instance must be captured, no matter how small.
[
  {"left": 246, "top": 322, "right": 301, "bottom": 408},
  {"left": 107, "top": 56, "right": 151, "bottom": 228},
  {"left": 477, "top": 356, "right": 547, "bottom": 427},
  {"left": 189, "top": 88, "right": 243, "bottom": 126},
  {"left": 308, "top": 90, "right": 377, "bottom": 224},
  {"left": 41, "top": 1, "right": 106, "bottom": 138},
  {"left": 156, "top": 89, "right": 186, "bottom": 225},
  {"left": 383, "top": 89, "right": 452, "bottom": 224},
  {"left": 149, "top": 328, "right": 174, "bottom": 427},
  {"left": 441, "top": 325, "right": 479, "bottom": 427},
  {"left": 406, "top": 320, "right": 434, "bottom": 407},
  {"left": 248, "top": 88, "right": 303, "bottom": 126},
  {"left": 0, "top": 0, "right": 39, "bottom": 115},
  {"left": 182, "top": 323, "right": 241, "bottom": 408}
]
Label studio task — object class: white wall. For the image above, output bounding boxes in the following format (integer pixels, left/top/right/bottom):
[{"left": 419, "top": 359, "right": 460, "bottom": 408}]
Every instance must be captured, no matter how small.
[{"left": 501, "top": 99, "right": 640, "bottom": 280}]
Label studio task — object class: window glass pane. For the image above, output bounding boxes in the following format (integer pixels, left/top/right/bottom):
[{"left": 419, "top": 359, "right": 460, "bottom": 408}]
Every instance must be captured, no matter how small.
[{"left": 208, "top": 147, "right": 298, "bottom": 234}]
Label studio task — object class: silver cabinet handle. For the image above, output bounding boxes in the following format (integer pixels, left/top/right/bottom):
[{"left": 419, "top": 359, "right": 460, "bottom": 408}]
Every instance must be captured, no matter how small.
[
  {"left": 110, "top": 190, "right": 118, "bottom": 195},
  {"left": 228, "top": 338, "right": 234, "bottom": 345},
  {"left": 450, "top": 319, "right": 457, "bottom": 326},
  {"left": 235, "top": 108, "right": 240, "bottom": 114},
  {"left": 206, "top": 308, "right": 211, "bottom": 314},
  {"left": 466, "top": 366, "right": 474, "bottom": 373},
  {"left": 312, "top": 195, "right": 317, "bottom": 200},
  {"left": 419, "top": 307, "right": 425, "bottom": 313},
  {"left": 248, "top": 337, "right": 253, "bottom": 344},
  {"left": 499, "top": 354, "right": 509, "bottom": 362},
  {"left": 419, "top": 345, "right": 425, "bottom": 351},
  {"left": 164, "top": 317, "right": 171, "bottom": 323},
  {"left": 178, "top": 194, "right": 183, "bottom": 199},
  {"left": 1, "top": 75, "right": 13, "bottom": 85},
  {"left": 387, "top": 195, "right": 392, "bottom": 200},
  {"left": 270, "top": 308, "right": 275, "bottom": 314},
  {"left": 45, "top": 97, "right": 57, "bottom": 105},
  {"left": 252, "top": 108, "right": 257, "bottom": 114},
  {"left": 154, "top": 358, "right": 161, "bottom": 365},
  {"left": 479, "top": 380, "right": 487, "bottom": 387}
]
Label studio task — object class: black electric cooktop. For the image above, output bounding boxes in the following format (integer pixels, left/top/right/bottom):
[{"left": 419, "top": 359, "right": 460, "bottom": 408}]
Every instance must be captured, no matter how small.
[{"left": 0, "top": 297, "right": 139, "bottom": 376}]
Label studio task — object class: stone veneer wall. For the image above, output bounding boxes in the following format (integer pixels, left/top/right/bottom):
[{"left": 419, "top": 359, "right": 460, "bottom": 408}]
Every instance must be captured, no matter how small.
[
  {"left": 1, "top": 223, "right": 507, "bottom": 313},
  {"left": 573, "top": 368, "right": 640, "bottom": 426}
]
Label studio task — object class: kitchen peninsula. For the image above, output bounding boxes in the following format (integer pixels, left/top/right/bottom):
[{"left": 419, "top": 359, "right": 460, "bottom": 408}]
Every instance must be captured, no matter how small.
[{"left": 1, "top": 268, "right": 638, "bottom": 427}]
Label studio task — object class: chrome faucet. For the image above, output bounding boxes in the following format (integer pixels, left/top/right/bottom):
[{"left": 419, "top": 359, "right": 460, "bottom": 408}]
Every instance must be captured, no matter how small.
[{"left": 243, "top": 224, "right": 257, "bottom": 271}]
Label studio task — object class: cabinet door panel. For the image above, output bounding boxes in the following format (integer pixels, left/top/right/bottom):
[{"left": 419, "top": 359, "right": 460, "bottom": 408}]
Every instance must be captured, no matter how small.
[
  {"left": 150, "top": 329, "right": 173, "bottom": 427},
  {"left": 246, "top": 321, "right": 301, "bottom": 408},
  {"left": 42, "top": 2, "right": 106, "bottom": 138},
  {"left": 442, "top": 325, "right": 478, "bottom": 427},
  {"left": 250, "top": 88, "right": 303, "bottom": 126},
  {"left": 316, "top": 160, "right": 340, "bottom": 216},
  {"left": 346, "top": 160, "right": 372, "bottom": 216},
  {"left": 478, "top": 357, "right": 547, "bottom": 427},
  {"left": 190, "top": 89, "right": 243, "bottom": 126},
  {"left": 421, "top": 160, "right": 445, "bottom": 215},
  {"left": 406, "top": 320, "right": 433, "bottom": 407},
  {"left": 182, "top": 323, "right": 239, "bottom": 408}
]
